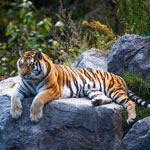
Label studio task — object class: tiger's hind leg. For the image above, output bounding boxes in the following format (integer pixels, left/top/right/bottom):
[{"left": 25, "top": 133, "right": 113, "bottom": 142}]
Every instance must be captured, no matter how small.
[
  {"left": 111, "top": 92, "right": 136, "bottom": 125},
  {"left": 86, "top": 91, "right": 112, "bottom": 106}
]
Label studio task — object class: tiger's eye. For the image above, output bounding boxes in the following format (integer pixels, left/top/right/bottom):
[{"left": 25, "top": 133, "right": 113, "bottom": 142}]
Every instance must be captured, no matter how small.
[{"left": 28, "top": 63, "right": 33, "bottom": 68}]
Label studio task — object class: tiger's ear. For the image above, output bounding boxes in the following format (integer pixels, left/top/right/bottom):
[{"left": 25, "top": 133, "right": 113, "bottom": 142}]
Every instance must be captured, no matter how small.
[{"left": 35, "top": 51, "right": 42, "bottom": 60}]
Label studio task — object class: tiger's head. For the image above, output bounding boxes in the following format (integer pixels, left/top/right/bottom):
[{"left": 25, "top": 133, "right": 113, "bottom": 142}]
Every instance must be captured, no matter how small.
[{"left": 17, "top": 50, "right": 49, "bottom": 81}]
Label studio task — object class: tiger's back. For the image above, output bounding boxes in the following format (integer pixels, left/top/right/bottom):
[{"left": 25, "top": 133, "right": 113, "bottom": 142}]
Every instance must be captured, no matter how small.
[{"left": 55, "top": 65, "right": 125, "bottom": 98}]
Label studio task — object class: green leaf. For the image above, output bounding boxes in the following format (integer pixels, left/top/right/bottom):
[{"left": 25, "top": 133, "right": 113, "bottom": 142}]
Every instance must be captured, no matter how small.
[{"left": 44, "top": 24, "right": 50, "bottom": 32}]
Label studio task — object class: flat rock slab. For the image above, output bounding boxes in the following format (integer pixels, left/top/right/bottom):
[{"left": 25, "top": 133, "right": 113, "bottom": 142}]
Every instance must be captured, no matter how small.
[{"left": 0, "top": 95, "right": 123, "bottom": 150}]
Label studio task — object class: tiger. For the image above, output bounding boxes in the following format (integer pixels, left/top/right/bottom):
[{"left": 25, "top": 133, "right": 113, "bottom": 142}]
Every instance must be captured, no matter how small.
[{"left": 10, "top": 50, "right": 150, "bottom": 124}]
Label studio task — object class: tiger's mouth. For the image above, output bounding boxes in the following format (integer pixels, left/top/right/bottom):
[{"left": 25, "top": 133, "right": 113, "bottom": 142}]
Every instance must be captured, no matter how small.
[
  {"left": 20, "top": 73, "right": 32, "bottom": 80},
  {"left": 20, "top": 74, "right": 43, "bottom": 81}
]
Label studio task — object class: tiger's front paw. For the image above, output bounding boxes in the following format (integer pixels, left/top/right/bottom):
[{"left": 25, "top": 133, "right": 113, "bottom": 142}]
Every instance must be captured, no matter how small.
[
  {"left": 30, "top": 104, "right": 43, "bottom": 123},
  {"left": 10, "top": 100, "right": 22, "bottom": 119}
]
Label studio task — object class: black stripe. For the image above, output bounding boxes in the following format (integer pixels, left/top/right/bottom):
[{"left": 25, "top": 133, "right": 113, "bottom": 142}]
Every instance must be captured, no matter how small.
[
  {"left": 105, "top": 72, "right": 109, "bottom": 80},
  {"left": 38, "top": 79, "right": 50, "bottom": 90},
  {"left": 17, "top": 88, "right": 26, "bottom": 96},
  {"left": 68, "top": 82, "right": 74, "bottom": 97},
  {"left": 93, "top": 82, "right": 96, "bottom": 88},
  {"left": 114, "top": 93, "right": 125, "bottom": 101},
  {"left": 120, "top": 98, "right": 128, "bottom": 104},
  {"left": 109, "top": 87, "right": 126, "bottom": 98},
  {"left": 95, "top": 71, "right": 102, "bottom": 91},
  {"left": 119, "top": 77, "right": 127, "bottom": 88},
  {"left": 84, "top": 70, "right": 92, "bottom": 81},
  {"left": 99, "top": 72, "right": 105, "bottom": 92},
  {"left": 72, "top": 74, "right": 79, "bottom": 95},
  {"left": 116, "top": 76, "right": 122, "bottom": 87},
  {"left": 26, "top": 80, "right": 34, "bottom": 90},
  {"left": 42, "top": 57, "right": 51, "bottom": 79},
  {"left": 22, "top": 80, "right": 30, "bottom": 91},
  {"left": 59, "top": 66, "right": 65, "bottom": 86},
  {"left": 101, "top": 73, "right": 106, "bottom": 95},
  {"left": 81, "top": 74, "right": 86, "bottom": 95},
  {"left": 78, "top": 85, "right": 82, "bottom": 97},
  {"left": 88, "top": 84, "right": 90, "bottom": 89},
  {"left": 65, "top": 68, "right": 74, "bottom": 97},
  {"left": 70, "top": 67, "right": 78, "bottom": 76},
  {"left": 107, "top": 77, "right": 115, "bottom": 93},
  {"left": 19, "top": 82, "right": 28, "bottom": 93},
  {"left": 89, "top": 70, "right": 96, "bottom": 78},
  {"left": 78, "top": 74, "right": 86, "bottom": 96},
  {"left": 87, "top": 90, "right": 93, "bottom": 96}
]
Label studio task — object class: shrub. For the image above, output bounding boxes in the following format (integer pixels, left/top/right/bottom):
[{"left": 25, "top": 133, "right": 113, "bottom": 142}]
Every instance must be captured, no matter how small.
[
  {"left": 48, "top": 1, "right": 88, "bottom": 65},
  {"left": 123, "top": 72, "right": 150, "bottom": 99},
  {"left": 0, "top": 0, "right": 52, "bottom": 76},
  {"left": 115, "top": 0, "right": 150, "bottom": 36},
  {"left": 82, "top": 20, "right": 116, "bottom": 53}
]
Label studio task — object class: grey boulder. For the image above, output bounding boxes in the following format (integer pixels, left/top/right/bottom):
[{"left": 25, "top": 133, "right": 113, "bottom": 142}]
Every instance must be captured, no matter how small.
[
  {"left": 0, "top": 76, "right": 19, "bottom": 96},
  {"left": 108, "top": 34, "right": 150, "bottom": 81},
  {"left": 0, "top": 96, "right": 123, "bottom": 150},
  {"left": 72, "top": 48, "right": 108, "bottom": 71},
  {"left": 121, "top": 117, "right": 150, "bottom": 150}
]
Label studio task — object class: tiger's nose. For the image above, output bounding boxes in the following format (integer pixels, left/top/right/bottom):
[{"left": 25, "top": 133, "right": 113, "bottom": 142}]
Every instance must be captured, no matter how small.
[{"left": 21, "top": 72, "right": 27, "bottom": 77}]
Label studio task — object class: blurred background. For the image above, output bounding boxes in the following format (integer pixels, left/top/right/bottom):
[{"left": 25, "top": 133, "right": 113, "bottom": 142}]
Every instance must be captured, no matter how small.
[{"left": 0, "top": 0, "right": 150, "bottom": 77}]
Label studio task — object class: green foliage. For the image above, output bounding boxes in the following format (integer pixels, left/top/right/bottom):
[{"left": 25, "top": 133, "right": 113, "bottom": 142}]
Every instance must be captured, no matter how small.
[
  {"left": 82, "top": 20, "right": 116, "bottom": 54},
  {"left": 5, "top": 0, "right": 51, "bottom": 51},
  {"left": 0, "top": 0, "right": 87, "bottom": 76},
  {"left": 122, "top": 72, "right": 150, "bottom": 135},
  {"left": 2, "top": 0, "right": 149, "bottom": 77},
  {"left": 94, "top": 32, "right": 116, "bottom": 54},
  {"left": 48, "top": 1, "right": 88, "bottom": 64},
  {"left": 123, "top": 72, "right": 150, "bottom": 99},
  {"left": 115, "top": 0, "right": 150, "bottom": 35},
  {"left": 0, "top": 0, "right": 52, "bottom": 76}
]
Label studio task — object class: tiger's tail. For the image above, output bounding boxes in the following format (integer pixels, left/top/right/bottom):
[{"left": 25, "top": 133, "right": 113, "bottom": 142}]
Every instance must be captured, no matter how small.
[{"left": 127, "top": 89, "right": 150, "bottom": 108}]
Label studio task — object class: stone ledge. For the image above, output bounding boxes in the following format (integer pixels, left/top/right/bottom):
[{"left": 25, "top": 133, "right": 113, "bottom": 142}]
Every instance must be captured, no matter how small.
[{"left": 0, "top": 95, "right": 123, "bottom": 150}]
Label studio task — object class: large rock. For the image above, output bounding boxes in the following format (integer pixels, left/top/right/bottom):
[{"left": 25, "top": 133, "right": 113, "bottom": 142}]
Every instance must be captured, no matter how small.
[
  {"left": 108, "top": 34, "right": 150, "bottom": 81},
  {"left": 0, "top": 96, "right": 10, "bottom": 132},
  {"left": 0, "top": 76, "right": 19, "bottom": 96},
  {"left": 0, "top": 95, "right": 123, "bottom": 150},
  {"left": 121, "top": 117, "right": 150, "bottom": 150},
  {"left": 72, "top": 48, "right": 108, "bottom": 71}
]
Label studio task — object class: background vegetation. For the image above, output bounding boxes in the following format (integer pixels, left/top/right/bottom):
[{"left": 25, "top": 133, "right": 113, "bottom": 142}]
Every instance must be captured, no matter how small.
[
  {"left": 0, "top": 0, "right": 149, "bottom": 76},
  {"left": 122, "top": 72, "right": 150, "bottom": 134}
]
